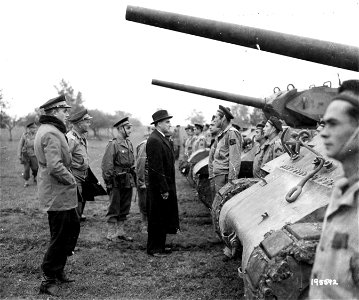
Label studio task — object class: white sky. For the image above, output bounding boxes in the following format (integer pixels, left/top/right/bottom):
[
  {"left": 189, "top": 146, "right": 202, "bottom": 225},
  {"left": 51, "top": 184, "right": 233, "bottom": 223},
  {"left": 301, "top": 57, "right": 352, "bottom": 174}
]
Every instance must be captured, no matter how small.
[{"left": 1, "top": 0, "right": 358, "bottom": 126}]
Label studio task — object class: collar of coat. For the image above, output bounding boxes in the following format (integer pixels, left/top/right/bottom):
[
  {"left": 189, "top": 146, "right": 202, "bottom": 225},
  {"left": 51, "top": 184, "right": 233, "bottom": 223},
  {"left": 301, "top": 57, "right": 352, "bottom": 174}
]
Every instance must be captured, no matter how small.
[
  {"left": 39, "top": 115, "right": 67, "bottom": 134},
  {"left": 153, "top": 129, "right": 172, "bottom": 150}
]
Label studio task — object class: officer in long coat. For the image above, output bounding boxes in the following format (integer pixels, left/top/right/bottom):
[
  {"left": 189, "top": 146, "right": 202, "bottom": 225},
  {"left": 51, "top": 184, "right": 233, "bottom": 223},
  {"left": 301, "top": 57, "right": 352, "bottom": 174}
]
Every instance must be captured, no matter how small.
[
  {"left": 67, "top": 109, "right": 93, "bottom": 221},
  {"left": 34, "top": 95, "right": 80, "bottom": 296},
  {"left": 18, "top": 121, "right": 38, "bottom": 187},
  {"left": 102, "top": 117, "right": 135, "bottom": 241},
  {"left": 146, "top": 110, "right": 179, "bottom": 257}
]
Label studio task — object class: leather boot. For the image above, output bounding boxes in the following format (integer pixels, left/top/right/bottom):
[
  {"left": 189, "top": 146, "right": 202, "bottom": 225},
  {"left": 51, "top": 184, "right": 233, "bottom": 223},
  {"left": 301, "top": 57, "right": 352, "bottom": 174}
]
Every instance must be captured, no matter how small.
[
  {"left": 39, "top": 274, "right": 58, "bottom": 296},
  {"left": 56, "top": 270, "right": 75, "bottom": 283}
]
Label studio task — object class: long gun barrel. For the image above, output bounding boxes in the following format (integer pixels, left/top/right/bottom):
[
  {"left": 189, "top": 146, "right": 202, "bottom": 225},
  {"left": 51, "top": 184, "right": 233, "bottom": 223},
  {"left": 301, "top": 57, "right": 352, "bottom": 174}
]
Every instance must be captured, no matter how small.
[
  {"left": 152, "top": 79, "right": 266, "bottom": 108},
  {"left": 126, "top": 6, "right": 359, "bottom": 72},
  {"left": 152, "top": 79, "right": 337, "bottom": 128}
]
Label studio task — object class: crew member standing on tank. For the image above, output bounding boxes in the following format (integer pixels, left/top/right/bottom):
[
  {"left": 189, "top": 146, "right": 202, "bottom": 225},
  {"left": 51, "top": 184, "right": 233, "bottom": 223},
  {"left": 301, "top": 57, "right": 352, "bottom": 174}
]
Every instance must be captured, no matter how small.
[
  {"left": 34, "top": 95, "right": 80, "bottom": 296},
  {"left": 252, "top": 116, "right": 284, "bottom": 178},
  {"left": 67, "top": 109, "right": 93, "bottom": 222},
  {"left": 212, "top": 105, "right": 242, "bottom": 194},
  {"left": 309, "top": 80, "right": 359, "bottom": 300},
  {"left": 102, "top": 117, "right": 135, "bottom": 242},
  {"left": 146, "top": 110, "right": 179, "bottom": 257},
  {"left": 18, "top": 121, "right": 39, "bottom": 187}
]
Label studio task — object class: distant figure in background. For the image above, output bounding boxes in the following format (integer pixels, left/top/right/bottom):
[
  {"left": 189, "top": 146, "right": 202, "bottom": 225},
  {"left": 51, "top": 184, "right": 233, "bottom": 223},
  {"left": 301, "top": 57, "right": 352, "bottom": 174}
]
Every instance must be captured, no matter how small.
[
  {"left": 102, "top": 117, "right": 136, "bottom": 242},
  {"left": 172, "top": 125, "right": 181, "bottom": 160},
  {"left": 183, "top": 125, "right": 195, "bottom": 159},
  {"left": 34, "top": 95, "right": 79, "bottom": 296},
  {"left": 208, "top": 117, "right": 221, "bottom": 200},
  {"left": 135, "top": 132, "right": 150, "bottom": 233},
  {"left": 67, "top": 109, "right": 93, "bottom": 222},
  {"left": 18, "top": 121, "right": 38, "bottom": 187},
  {"left": 192, "top": 123, "right": 207, "bottom": 152},
  {"left": 146, "top": 110, "right": 179, "bottom": 257},
  {"left": 309, "top": 79, "right": 359, "bottom": 299},
  {"left": 252, "top": 116, "right": 284, "bottom": 178}
]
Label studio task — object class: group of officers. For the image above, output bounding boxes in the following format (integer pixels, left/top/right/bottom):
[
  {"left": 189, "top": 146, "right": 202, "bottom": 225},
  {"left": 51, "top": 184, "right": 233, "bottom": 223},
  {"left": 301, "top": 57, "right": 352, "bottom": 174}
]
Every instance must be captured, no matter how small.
[{"left": 19, "top": 79, "right": 358, "bottom": 299}]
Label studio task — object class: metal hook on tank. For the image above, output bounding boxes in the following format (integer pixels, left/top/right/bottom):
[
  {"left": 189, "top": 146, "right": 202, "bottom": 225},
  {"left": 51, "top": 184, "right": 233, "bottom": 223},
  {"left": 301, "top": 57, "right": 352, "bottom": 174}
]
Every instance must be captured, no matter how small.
[{"left": 285, "top": 157, "right": 325, "bottom": 203}]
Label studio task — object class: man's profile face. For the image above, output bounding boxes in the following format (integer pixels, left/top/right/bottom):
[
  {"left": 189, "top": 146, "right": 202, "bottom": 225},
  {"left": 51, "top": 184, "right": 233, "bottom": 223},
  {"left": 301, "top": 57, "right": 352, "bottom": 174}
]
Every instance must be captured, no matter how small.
[
  {"left": 158, "top": 119, "right": 171, "bottom": 134},
  {"left": 209, "top": 121, "right": 219, "bottom": 135},
  {"left": 54, "top": 108, "right": 69, "bottom": 124},
  {"left": 78, "top": 119, "right": 92, "bottom": 133},
  {"left": 28, "top": 125, "right": 37, "bottom": 134},
  {"left": 320, "top": 100, "right": 358, "bottom": 160},
  {"left": 214, "top": 112, "right": 223, "bottom": 128},
  {"left": 254, "top": 127, "right": 264, "bottom": 142},
  {"left": 263, "top": 121, "right": 274, "bottom": 138},
  {"left": 185, "top": 129, "right": 194, "bottom": 136},
  {"left": 194, "top": 127, "right": 201, "bottom": 135}
]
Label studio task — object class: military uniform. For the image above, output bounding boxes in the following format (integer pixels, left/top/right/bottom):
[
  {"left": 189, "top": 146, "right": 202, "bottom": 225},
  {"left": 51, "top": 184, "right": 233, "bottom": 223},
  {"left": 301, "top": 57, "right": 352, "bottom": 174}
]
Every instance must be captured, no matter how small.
[
  {"left": 35, "top": 95, "right": 80, "bottom": 294},
  {"left": 212, "top": 124, "right": 242, "bottom": 193},
  {"left": 102, "top": 136, "right": 135, "bottom": 223},
  {"left": 18, "top": 126, "right": 38, "bottom": 185},
  {"left": 184, "top": 135, "right": 196, "bottom": 158},
  {"left": 192, "top": 133, "right": 207, "bottom": 152},
  {"left": 253, "top": 135, "right": 283, "bottom": 178},
  {"left": 309, "top": 178, "right": 359, "bottom": 299}
]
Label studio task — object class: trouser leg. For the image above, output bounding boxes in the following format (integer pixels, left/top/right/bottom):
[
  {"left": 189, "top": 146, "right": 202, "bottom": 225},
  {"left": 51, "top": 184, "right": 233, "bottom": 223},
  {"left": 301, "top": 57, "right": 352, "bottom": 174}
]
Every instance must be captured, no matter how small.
[
  {"left": 118, "top": 188, "right": 133, "bottom": 221},
  {"left": 106, "top": 187, "right": 121, "bottom": 223},
  {"left": 29, "top": 155, "right": 38, "bottom": 178},
  {"left": 23, "top": 160, "right": 30, "bottom": 181},
  {"left": 147, "top": 224, "right": 166, "bottom": 254},
  {"left": 41, "top": 209, "right": 80, "bottom": 277}
]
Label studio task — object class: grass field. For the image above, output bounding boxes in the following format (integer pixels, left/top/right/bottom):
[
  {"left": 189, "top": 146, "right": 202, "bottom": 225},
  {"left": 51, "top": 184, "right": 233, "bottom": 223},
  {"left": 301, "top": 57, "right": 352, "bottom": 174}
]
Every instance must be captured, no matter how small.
[{"left": 0, "top": 129, "right": 243, "bottom": 299}]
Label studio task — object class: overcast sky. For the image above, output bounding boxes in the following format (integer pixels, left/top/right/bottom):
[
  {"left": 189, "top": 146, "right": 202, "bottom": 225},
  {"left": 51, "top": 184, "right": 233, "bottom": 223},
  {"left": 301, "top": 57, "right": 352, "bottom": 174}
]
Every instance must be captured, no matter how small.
[{"left": 1, "top": 0, "right": 358, "bottom": 126}]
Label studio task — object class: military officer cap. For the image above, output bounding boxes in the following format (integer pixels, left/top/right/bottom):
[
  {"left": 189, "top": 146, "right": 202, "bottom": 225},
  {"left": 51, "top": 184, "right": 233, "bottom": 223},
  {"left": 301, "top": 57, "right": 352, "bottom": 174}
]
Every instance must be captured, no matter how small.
[
  {"left": 39, "top": 94, "right": 71, "bottom": 111},
  {"left": 218, "top": 105, "right": 234, "bottom": 120},
  {"left": 114, "top": 116, "right": 132, "bottom": 128},
  {"left": 151, "top": 109, "right": 173, "bottom": 125},
  {"left": 232, "top": 122, "right": 241, "bottom": 131},
  {"left": 194, "top": 123, "right": 204, "bottom": 130},
  {"left": 256, "top": 121, "right": 266, "bottom": 129},
  {"left": 68, "top": 109, "right": 93, "bottom": 123},
  {"left": 268, "top": 116, "right": 283, "bottom": 132}
]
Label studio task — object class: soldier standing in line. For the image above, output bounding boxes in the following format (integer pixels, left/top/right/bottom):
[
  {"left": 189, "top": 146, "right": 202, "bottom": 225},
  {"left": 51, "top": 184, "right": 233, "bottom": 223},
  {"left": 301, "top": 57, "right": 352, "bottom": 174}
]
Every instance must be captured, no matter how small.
[
  {"left": 67, "top": 109, "right": 93, "bottom": 222},
  {"left": 192, "top": 123, "right": 207, "bottom": 152},
  {"left": 172, "top": 125, "right": 181, "bottom": 160},
  {"left": 309, "top": 80, "right": 359, "bottom": 299},
  {"left": 34, "top": 95, "right": 80, "bottom": 296},
  {"left": 252, "top": 121, "right": 266, "bottom": 151},
  {"left": 102, "top": 117, "right": 135, "bottom": 241},
  {"left": 18, "top": 121, "right": 39, "bottom": 187},
  {"left": 252, "top": 116, "right": 284, "bottom": 178},
  {"left": 208, "top": 116, "right": 221, "bottom": 200},
  {"left": 135, "top": 132, "right": 150, "bottom": 233},
  {"left": 212, "top": 105, "right": 242, "bottom": 194},
  {"left": 183, "top": 125, "right": 195, "bottom": 159}
]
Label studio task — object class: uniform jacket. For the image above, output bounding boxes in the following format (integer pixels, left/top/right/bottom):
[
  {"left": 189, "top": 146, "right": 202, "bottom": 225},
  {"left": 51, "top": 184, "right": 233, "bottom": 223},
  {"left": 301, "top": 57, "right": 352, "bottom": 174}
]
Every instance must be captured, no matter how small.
[
  {"left": 18, "top": 132, "right": 36, "bottom": 158},
  {"left": 34, "top": 116, "right": 77, "bottom": 211},
  {"left": 66, "top": 129, "right": 89, "bottom": 182},
  {"left": 212, "top": 124, "right": 242, "bottom": 180},
  {"left": 135, "top": 139, "right": 148, "bottom": 188},
  {"left": 310, "top": 178, "right": 359, "bottom": 299},
  {"left": 208, "top": 139, "right": 218, "bottom": 179},
  {"left": 101, "top": 136, "right": 135, "bottom": 188},
  {"left": 146, "top": 129, "right": 179, "bottom": 234},
  {"left": 253, "top": 135, "right": 283, "bottom": 178},
  {"left": 184, "top": 136, "right": 196, "bottom": 158}
]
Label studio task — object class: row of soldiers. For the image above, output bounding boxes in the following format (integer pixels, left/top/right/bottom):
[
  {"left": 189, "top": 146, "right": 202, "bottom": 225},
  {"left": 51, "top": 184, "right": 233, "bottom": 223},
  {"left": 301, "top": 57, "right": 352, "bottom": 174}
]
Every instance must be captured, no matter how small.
[{"left": 181, "top": 105, "right": 284, "bottom": 196}]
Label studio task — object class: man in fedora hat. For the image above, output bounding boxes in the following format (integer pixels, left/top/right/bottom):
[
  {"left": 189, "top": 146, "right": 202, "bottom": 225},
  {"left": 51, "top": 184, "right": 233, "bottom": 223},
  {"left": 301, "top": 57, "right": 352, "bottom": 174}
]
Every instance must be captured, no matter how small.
[
  {"left": 34, "top": 95, "right": 80, "bottom": 295},
  {"left": 18, "top": 121, "right": 38, "bottom": 187},
  {"left": 146, "top": 110, "right": 179, "bottom": 257},
  {"left": 253, "top": 116, "right": 284, "bottom": 178},
  {"left": 102, "top": 116, "right": 136, "bottom": 241},
  {"left": 212, "top": 105, "right": 242, "bottom": 194},
  {"left": 67, "top": 109, "right": 93, "bottom": 221}
]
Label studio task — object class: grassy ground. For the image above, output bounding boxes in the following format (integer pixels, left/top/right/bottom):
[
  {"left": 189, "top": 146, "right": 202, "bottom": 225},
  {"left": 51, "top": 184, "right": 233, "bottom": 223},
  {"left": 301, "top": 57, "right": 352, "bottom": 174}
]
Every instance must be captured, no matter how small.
[{"left": 0, "top": 133, "right": 243, "bottom": 299}]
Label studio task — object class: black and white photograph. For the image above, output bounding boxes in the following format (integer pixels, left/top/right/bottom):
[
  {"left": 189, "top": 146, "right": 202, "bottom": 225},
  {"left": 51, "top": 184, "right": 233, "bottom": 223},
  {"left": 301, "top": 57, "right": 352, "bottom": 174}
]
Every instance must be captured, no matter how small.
[{"left": 1, "top": 0, "right": 358, "bottom": 299}]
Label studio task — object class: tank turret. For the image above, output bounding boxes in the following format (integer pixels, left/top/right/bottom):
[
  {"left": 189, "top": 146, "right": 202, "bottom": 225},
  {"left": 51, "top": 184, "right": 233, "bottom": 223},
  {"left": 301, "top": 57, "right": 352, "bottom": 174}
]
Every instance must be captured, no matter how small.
[
  {"left": 152, "top": 79, "right": 336, "bottom": 128},
  {"left": 126, "top": 6, "right": 359, "bottom": 72}
]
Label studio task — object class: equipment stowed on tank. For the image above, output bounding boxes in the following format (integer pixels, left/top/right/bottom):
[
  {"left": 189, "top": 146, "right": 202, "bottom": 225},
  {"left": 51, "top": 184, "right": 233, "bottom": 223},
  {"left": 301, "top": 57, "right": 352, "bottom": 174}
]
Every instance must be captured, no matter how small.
[{"left": 125, "top": 6, "right": 356, "bottom": 299}]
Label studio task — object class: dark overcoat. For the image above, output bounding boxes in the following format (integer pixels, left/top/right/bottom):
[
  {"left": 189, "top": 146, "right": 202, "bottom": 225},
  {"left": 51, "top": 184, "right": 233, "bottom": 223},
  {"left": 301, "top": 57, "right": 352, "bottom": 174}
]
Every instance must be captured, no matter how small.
[{"left": 146, "top": 129, "right": 179, "bottom": 234}]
